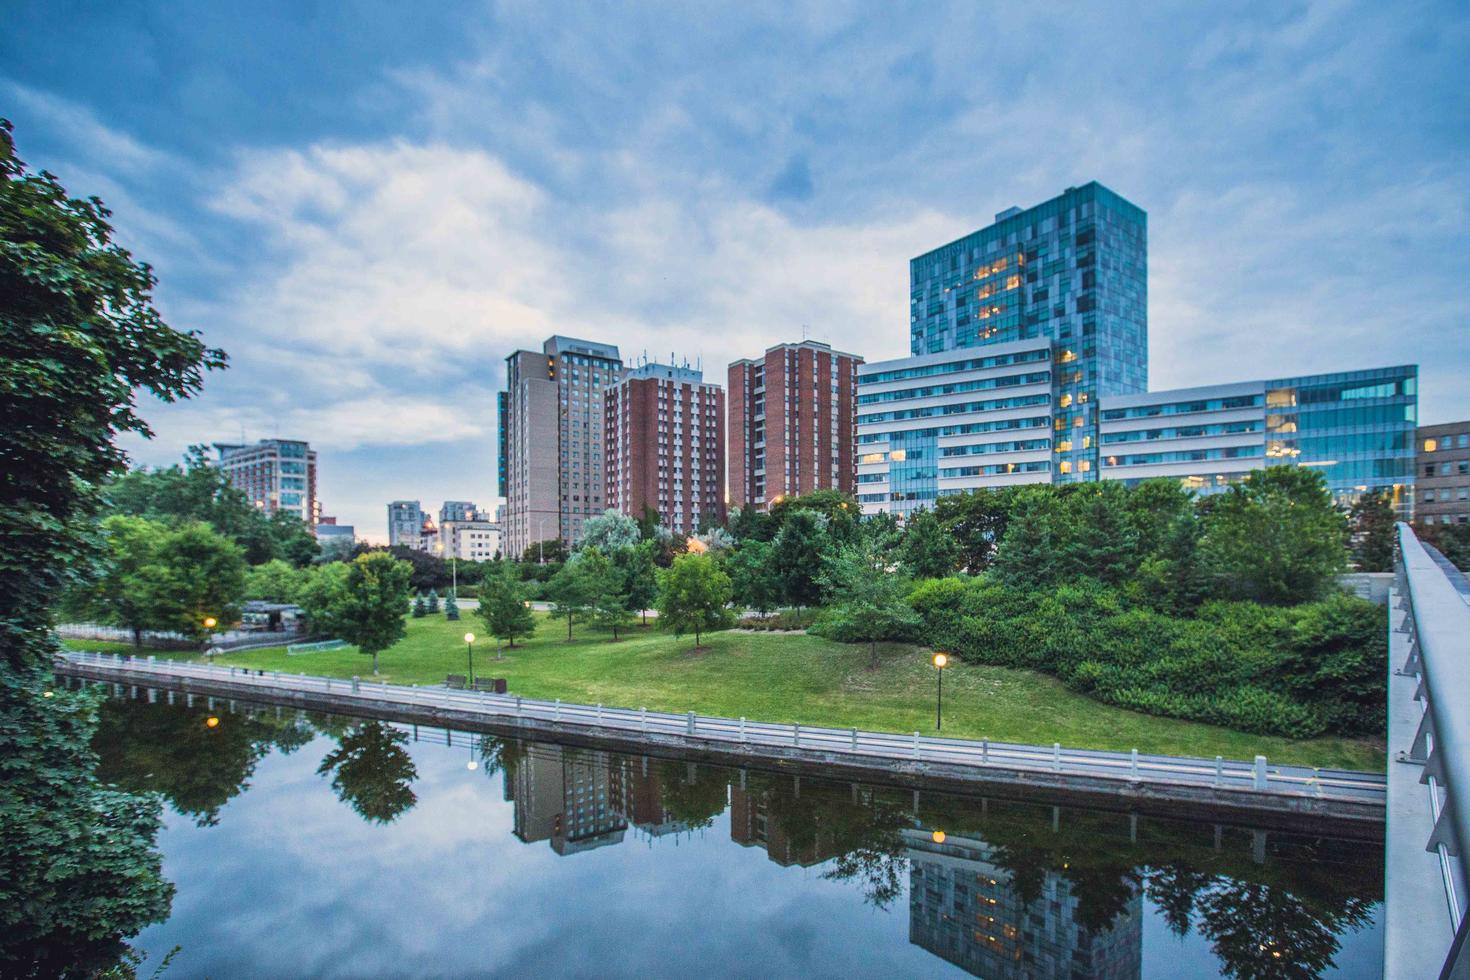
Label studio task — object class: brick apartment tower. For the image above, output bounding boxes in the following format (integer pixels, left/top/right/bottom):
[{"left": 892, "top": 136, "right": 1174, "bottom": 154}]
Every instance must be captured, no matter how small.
[
  {"left": 727, "top": 340, "right": 862, "bottom": 510},
  {"left": 604, "top": 363, "right": 726, "bottom": 536}
]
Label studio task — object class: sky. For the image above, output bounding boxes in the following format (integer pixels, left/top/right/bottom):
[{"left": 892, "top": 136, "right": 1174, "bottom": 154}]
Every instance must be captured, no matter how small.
[{"left": 5, "top": 1, "right": 1468, "bottom": 541}]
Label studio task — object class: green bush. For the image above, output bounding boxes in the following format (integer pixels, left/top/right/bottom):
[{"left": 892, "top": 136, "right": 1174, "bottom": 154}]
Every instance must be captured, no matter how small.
[{"left": 908, "top": 575, "right": 1385, "bottom": 739}]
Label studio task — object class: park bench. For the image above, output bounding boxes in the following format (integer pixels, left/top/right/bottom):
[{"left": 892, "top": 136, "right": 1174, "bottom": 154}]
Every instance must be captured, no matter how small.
[
  {"left": 445, "top": 674, "right": 466, "bottom": 690},
  {"left": 473, "top": 678, "right": 509, "bottom": 693}
]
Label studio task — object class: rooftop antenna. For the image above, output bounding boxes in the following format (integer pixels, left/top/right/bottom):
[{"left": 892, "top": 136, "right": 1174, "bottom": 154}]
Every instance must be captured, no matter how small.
[{"left": 801, "top": 323, "right": 810, "bottom": 341}]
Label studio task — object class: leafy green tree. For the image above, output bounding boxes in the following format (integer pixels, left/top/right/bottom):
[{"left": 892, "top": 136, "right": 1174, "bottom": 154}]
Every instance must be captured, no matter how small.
[
  {"left": 547, "top": 558, "right": 598, "bottom": 640},
  {"left": 244, "top": 558, "right": 307, "bottom": 603},
  {"left": 316, "top": 722, "right": 418, "bottom": 823},
  {"left": 728, "top": 539, "right": 781, "bottom": 617},
  {"left": 1348, "top": 490, "right": 1396, "bottom": 572},
  {"left": 933, "top": 487, "right": 1021, "bottom": 572},
  {"left": 580, "top": 547, "right": 632, "bottom": 640},
  {"left": 1, "top": 119, "right": 219, "bottom": 973},
  {"left": 73, "top": 515, "right": 169, "bottom": 648},
  {"left": 770, "top": 489, "right": 860, "bottom": 543},
  {"left": 387, "top": 545, "right": 452, "bottom": 590},
  {"left": 297, "top": 562, "right": 350, "bottom": 636},
  {"left": 1199, "top": 467, "right": 1348, "bottom": 604},
  {"left": 522, "top": 538, "right": 567, "bottom": 564},
  {"left": 617, "top": 540, "right": 660, "bottom": 626},
  {"left": 772, "top": 509, "right": 827, "bottom": 625},
  {"left": 478, "top": 561, "right": 536, "bottom": 649},
  {"left": 333, "top": 552, "right": 414, "bottom": 674},
  {"left": 815, "top": 541, "right": 922, "bottom": 667},
  {"left": 580, "top": 509, "right": 642, "bottom": 552},
  {"left": 727, "top": 503, "right": 774, "bottom": 542},
  {"left": 898, "top": 508, "right": 960, "bottom": 579},
  {"left": 656, "top": 552, "right": 735, "bottom": 647}
]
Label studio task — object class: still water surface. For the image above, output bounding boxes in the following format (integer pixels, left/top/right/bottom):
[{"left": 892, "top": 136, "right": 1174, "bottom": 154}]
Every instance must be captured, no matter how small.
[{"left": 95, "top": 693, "right": 1384, "bottom": 979}]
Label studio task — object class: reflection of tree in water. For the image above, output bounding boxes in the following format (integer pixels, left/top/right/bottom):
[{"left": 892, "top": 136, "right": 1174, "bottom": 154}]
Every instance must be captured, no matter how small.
[
  {"left": 655, "top": 760, "right": 729, "bottom": 829},
  {"left": 475, "top": 734, "right": 525, "bottom": 781},
  {"left": 316, "top": 721, "right": 418, "bottom": 824},
  {"left": 1, "top": 672, "right": 173, "bottom": 977},
  {"left": 1180, "top": 878, "right": 1374, "bottom": 980},
  {"left": 94, "top": 694, "right": 308, "bottom": 826}
]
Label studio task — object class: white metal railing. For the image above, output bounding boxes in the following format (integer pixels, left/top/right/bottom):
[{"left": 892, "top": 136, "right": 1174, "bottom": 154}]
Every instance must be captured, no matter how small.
[
  {"left": 1388, "top": 523, "right": 1470, "bottom": 978},
  {"left": 55, "top": 649, "right": 1384, "bottom": 805}
]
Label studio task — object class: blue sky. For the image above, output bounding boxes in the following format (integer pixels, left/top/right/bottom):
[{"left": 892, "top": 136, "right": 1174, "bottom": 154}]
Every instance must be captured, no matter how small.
[{"left": 6, "top": 1, "right": 1468, "bottom": 540}]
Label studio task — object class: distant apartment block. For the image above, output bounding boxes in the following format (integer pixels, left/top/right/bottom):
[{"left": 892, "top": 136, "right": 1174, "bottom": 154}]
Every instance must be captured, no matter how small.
[
  {"left": 507, "top": 743, "right": 628, "bottom": 856},
  {"left": 499, "top": 336, "right": 622, "bottom": 558},
  {"left": 439, "top": 500, "right": 481, "bottom": 524},
  {"left": 314, "top": 516, "right": 355, "bottom": 543},
  {"left": 605, "top": 362, "right": 725, "bottom": 535},
  {"left": 728, "top": 340, "right": 861, "bottom": 510},
  {"left": 1417, "top": 422, "right": 1470, "bottom": 526},
  {"left": 439, "top": 518, "right": 500, "bottom": 561},
  {"left": 386, "top": 500, "right": 424, "bottom": 547},
  {"left": 212, "top": 439, "right": 318, "bottom": 525}
]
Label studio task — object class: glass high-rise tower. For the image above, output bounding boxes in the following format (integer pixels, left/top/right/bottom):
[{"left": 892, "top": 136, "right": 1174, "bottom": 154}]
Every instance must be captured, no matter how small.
[{"left": 907, "top": 182, "right": 1147, "bottom": 483}]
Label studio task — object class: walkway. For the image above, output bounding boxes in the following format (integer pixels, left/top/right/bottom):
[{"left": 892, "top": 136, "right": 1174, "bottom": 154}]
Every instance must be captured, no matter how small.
[{"left": 56, "top": 649, "right": 1383, "bottom": 824}]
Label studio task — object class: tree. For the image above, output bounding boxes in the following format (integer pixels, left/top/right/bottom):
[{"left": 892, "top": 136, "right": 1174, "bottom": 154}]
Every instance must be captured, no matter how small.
[
  {"left": 1348, "top": 490, "right": 1396, "bottom": 572},
  {"left": 411, "top": 594, "right": 427, "bottom": 618},
  {"left": 547, "top": 558, "right": 596, "bottom": 640},
  {"left": 523, "top": 538, "right": 567, "bottom": 565},
  {"left": 386, "top": 545, "right": 451, "bottom": 590},
  {"left": 444, "top": 592, "right": 460, "bottom": 621},
  {"left": 478, "top": 561, "right": 536, "bottom": 649},
  {"left": 427, "top": 589, "right": 440, "bottom": 613},
  {"left": 333, "top": 552, "right": 413, "bottom": 674},
  {"left": 74, "top": 517, "right": 246, "bottom": 647},
  {"left": 1199, "top": 467, "right": 1348, "bottom": 605},
  {"left": 656, "top": 553, "right": 735, "bottom": 647},
  {"left": 244, "top": 559, "right": 306, "bottom": 603},
  {"left": 933, "top": 487, "right": 1020, "bottom": 573},
  {"left": 770, "top": 489, "right": 861, "bottom": 543},
  {"left": 297, "top": 562, "right": 350, "bottom": 637},
  {"left": 1, "top": 119, "right": 220, "bottom": 973},
  {"left": 898, "top": 508, "right": 960, "bottom": 579},
  {"left": 580, "top": 509, "right": 642, "bottom": 552},
  {"left": 728, "top": 539, "right": 782, "bottom": 617},
  {"left": 580, "top": 547, "right": 632, "bottom": 640},
  {"left": 316, "top": 722, "right": 418, "bottom": 823},
  {"left": 816, "top": 542, "right": 922, "bottom": 668},
  {"left": 618, "top": 540, "right": 660, "bottom": 626},
  {"left": 771, "top": 510, "right": 827, "bottom": 624}
]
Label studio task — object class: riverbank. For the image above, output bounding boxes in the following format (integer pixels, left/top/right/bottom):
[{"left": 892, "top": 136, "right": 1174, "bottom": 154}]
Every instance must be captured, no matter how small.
[{"left": 62, "top": 614, "right": 1385, "bottom": 770}]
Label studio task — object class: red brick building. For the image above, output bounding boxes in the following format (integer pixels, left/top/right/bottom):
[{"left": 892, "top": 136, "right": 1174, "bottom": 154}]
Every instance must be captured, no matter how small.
[
  {"left": 604, "top": 363, "right": 725, "bottom": 535},
  {"left": 727, "top": 340, "right": 862, "bottom": 510}
]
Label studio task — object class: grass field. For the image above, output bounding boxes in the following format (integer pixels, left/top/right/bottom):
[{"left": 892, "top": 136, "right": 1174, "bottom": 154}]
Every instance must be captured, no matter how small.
[{"left": 63, "top": 614, "right": 1385, "bottom": 771}]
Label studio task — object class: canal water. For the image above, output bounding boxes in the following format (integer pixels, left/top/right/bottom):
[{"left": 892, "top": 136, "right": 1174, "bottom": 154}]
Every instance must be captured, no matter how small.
[{"left": 91, "top": 692, "right": 1383, "bottom": 978}]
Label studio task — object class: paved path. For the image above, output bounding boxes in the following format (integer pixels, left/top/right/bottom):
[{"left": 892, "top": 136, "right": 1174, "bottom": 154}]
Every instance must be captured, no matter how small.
[{"left": 56, "top": 650, "right": 1384, "bottom": 816}]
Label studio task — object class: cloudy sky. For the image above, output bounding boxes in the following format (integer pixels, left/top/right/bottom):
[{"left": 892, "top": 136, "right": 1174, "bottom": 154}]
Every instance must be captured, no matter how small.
[{"left": 6, "top": 1, "right": 1467, "bottom": 540}]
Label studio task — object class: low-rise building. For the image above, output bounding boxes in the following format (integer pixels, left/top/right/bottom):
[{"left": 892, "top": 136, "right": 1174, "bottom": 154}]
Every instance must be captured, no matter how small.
[
  {"left": 439, "top": 518, "right": 500, "bottom": 561},
  {"left": 1417, "top": 422, "right": 1470, "bottom": 526}
]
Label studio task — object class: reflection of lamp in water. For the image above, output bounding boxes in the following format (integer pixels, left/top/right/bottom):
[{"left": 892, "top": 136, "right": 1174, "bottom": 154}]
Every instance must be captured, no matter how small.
[
  {"left": 467, "top": 739, "right": 478, "bottom": 771},
  {"left": 205, "top": 716, "right": 220, "bottom": 728},
  {"left": 931, "top": 829, "right": 946, "bottom": 844}
]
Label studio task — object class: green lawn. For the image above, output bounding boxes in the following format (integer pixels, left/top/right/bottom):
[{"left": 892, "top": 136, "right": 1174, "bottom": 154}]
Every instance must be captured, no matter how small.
[{"left": 63, "top": 615, "right": 1385, "bottom": 771}]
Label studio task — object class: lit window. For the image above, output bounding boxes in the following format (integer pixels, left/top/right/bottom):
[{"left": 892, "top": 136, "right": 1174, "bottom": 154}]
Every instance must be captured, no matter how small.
[
  {"left": 1073, "top": 416, "right": 1084, "bottom": 428},
  {"left": 1058, "top": 461, "right": 1072, "bottom": 474},
  {"left": 890, "top": 449, "right": 907, "bottom": 461},
  {"left": 1079, "top": 460, "right": 1091, "bottom": 472},
  {"left": 1082, "top": 436, "right": 1092, "bottom": 449},
  {"left": 1059, "top": 394, "right": 1073, "bottom": 409},
  {"left": 1424, "top": 438, "right": 1438, "bottom": 452}
]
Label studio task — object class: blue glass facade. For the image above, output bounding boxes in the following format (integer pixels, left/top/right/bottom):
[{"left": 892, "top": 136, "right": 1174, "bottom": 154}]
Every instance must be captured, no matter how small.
[{"left": 908, "top": 182, "right": 1147, "bottom": 482}]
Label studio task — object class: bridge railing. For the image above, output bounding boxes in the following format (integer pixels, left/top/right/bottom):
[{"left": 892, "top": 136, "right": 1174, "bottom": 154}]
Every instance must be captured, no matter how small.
[
  {"left": 54, "top": 648, "right": 1383, "bottom": 805},
  {"left": 1390, "top": 522, "right": 1470, "bottom": 978}
]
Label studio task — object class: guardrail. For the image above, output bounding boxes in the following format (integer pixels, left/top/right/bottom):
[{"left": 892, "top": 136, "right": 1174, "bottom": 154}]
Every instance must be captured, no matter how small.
[
  {"left": 54, "top": 649, "right": 1384, "bottom": 806},
  {"left": 1387, "top": 523, "right": 1470, "bottom": 979}
]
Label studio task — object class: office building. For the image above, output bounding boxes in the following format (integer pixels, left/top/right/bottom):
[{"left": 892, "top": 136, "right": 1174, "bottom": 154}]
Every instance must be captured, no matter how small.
[
  {"left": 387, "top": 500, "right": 424, "bottom": 548},
  {"left": 728, "top": 340, "right": 862, "bottom": 510},
  {"left": 1417, "top": 422, "right": 1470, "bottom": 526},
  {"left": 439, "top": 500, "right": 482, "bottom": 524},
  {"left": 1100, "top": 366, "right": 1418, "bottom": 512},
  {"left": 439, "top": 518, "right": 500, "bottom": 561},
  {"left": 909, "top": 182, "right": 1148, "bottom": 482},
  {"left": 212, "top": 439, "right": 318, "bottom": 525},
  {"left": 605, "top": 361, "right": 725, "bottom": 535},
  {"left": 499, "top": 336, "right": 623, "bottom": 557},
  {"left": 904, "top": 828, "right": 1142, "bottom": 979}
]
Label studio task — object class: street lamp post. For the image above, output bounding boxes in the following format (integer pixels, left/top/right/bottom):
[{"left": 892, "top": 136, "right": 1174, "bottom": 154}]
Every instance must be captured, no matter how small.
[
  {"left": 464, "top": 632, "right": 476, "bottom": 686},
  {"left": 202, "top": 616, "right": 218, "bottom": 657},
  {"left": 536, "top": 517, "right": 549, "bottom": 564},
  {"left": 932, "top": 652, "right": 949, "bottom": 731}
]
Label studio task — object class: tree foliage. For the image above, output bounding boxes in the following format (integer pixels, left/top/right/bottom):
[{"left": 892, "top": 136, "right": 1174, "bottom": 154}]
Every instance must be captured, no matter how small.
[
  {"left": 244, "top": 558, "right": 308, "bottom": 603},
  {"left": 728, "top": 539, "right": 781, "bottom": 616},
  {"left": 813, "top": 541, "right": 921, "bottom": 667},
  {"left": 547, "top": 558, "right": 597, "bottom": 641},
  {"left": 617, "top": 540, "right": 660, "bottom": 625},
  {"left": 333, "top": 552, "right": 413, "bottom": 674},
  {"left": 771, "top": 510, "right": 827, "bottom": 623},
  {"left": 316, "top": 722, "right": 418, "bottom": 824},
  {"left": 478, "top": 561, "right": 536, "bottom": 648},
  {"left": 1348, "top": 490, "right": 1396, "bottom": 572},
  {"left": 0, "top": 119, "right": 221, "bottom": 973},
  {"left": 656, "top": 553, "right": 734, "bottom": 647},
  {"left": 580, "top": 509, "right": 642, "bottom": 553},
  {"left": 897, "top": 508, "right": 960, "bottom": 579},
  {"left": 932, "top": 487, "right": 1021, "bottom": 573}
]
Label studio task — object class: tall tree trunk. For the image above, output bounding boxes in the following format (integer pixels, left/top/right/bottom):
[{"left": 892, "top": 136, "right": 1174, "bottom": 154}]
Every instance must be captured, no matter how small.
[
  {"left": 567, "top": 612, "right": 573, "bottom": 641},
  {"left": 132, "top": 627, "right": 142, "bottom": 650},
  {"left": 695, "top": 627, "right": 701, "bottom": 648}
]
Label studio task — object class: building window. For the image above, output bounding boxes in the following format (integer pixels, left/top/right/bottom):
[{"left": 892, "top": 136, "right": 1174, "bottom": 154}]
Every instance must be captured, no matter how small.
[{"left": 1425, "top": 438, "right": 1438, "bottom": 452}]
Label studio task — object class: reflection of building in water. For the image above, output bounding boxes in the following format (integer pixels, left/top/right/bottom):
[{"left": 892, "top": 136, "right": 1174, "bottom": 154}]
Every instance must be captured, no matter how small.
[
  {"left": 506, "top": 744, "right": 628, "bottom": 855},
  {"left": 903, "top": 828, "right": 1142, "bottom": 980},
  {"left": 622, "top": 758, "right": 690, "bottom": 839},
  {"left": 728, "top": 785, "right": 839, "bottom": 868}
]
